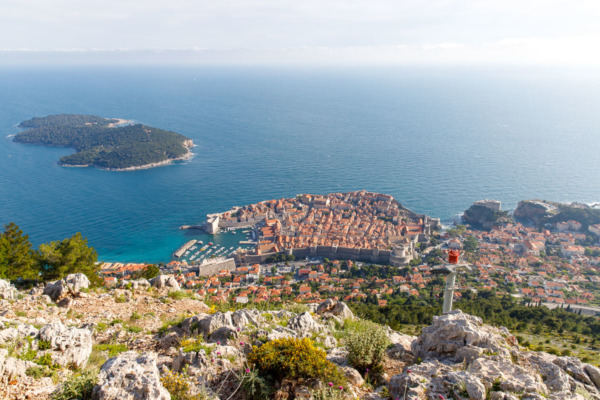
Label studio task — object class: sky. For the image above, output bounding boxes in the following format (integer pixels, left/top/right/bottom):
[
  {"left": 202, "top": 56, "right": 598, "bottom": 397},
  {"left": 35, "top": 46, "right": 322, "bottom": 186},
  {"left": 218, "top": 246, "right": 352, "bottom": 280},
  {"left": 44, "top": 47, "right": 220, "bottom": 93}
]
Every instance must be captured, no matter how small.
[{"left": 2, "top": 0, "right": 600, "bottom": 65}]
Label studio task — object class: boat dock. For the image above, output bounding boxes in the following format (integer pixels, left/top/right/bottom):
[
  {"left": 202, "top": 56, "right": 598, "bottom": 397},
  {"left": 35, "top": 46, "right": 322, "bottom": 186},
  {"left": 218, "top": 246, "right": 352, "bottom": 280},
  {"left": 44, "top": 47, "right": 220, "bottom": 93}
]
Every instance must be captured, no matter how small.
[{"left": 173, "top": 239, "right": 197, "bottom": 258}]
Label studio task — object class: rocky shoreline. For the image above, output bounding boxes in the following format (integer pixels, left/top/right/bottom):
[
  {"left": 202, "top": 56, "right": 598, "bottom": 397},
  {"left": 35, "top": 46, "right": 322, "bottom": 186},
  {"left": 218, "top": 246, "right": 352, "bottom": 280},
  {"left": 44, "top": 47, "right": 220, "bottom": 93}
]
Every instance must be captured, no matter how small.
[{"left": 60, "top": 141, "right": 194, "bottom": 171}]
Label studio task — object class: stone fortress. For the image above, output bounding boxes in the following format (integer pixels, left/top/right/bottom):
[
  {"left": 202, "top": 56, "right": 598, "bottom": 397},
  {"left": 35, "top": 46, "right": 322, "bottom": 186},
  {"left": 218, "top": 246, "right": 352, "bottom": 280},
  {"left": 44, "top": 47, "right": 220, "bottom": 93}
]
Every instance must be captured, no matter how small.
[{"left": 204, "top": 191, "right": 440, "bottom": 266}]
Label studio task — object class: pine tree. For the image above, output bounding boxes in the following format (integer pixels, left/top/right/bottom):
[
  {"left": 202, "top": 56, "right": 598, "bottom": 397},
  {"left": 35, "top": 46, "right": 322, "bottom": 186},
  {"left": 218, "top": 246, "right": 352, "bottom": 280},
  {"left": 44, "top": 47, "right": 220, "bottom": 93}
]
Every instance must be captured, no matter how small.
[
  {"left": 0, "top": 222, "right": 38, "bottom": 280},
  {"left": 38, "top": 232, "right": 99, "bottom": 284}
]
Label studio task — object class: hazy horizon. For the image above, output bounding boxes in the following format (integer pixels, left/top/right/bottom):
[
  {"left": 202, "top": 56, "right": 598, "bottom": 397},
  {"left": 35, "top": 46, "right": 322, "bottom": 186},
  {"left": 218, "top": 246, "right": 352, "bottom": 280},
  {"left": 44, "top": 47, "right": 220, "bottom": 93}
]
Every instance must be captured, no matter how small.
[{"left": 2, "top": 1, "right": 600, "bottom": 66}]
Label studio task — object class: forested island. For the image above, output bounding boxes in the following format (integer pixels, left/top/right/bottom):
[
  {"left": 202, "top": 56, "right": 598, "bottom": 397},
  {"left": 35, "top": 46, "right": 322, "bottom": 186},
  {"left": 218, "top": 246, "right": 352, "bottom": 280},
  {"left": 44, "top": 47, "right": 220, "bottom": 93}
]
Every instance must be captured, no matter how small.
[{"left": 13, "top": 114, "right": 193, "bottom": 170}]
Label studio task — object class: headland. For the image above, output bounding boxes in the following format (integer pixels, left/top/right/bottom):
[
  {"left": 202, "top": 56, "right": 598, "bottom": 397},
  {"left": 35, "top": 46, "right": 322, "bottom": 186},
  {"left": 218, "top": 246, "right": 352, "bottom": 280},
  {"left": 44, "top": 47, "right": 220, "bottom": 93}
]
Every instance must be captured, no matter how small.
[{"left": 183, "top": 190, "right": 441, "bottom": 266}]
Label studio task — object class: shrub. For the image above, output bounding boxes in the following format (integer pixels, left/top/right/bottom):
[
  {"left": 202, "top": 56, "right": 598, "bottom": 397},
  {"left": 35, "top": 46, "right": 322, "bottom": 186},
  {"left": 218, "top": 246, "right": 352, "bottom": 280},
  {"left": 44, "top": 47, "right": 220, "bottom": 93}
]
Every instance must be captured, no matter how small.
[
  {"left": 181, "top": 338, "right": 213, "bottom": 355},
  {"left": 168, "top": 290, "right": 194, "bottom": 300},
  {"left": 126, "top": 325, "right": 143, "bottom": 333},
  {"left": 240, "top": 368, "right": 272, "bottom": 400},
  {"left": 286, "top": 303, "right": 309, "bottom": 314},
  {"left": 345, "top": 319, "right": 390, "bottom": 375},
  {"left": 248, "top": 337, "right": 345, "bottom": 385},
  {"left": 26, "top": 366, "right": 53, "bottom": 379},
  {"left": 38, "top": 340, "right": 52, "bottom": 350},
  {"left": 35, "top": 353, "right": 54, "bottom": 366},
  {"left": 52, "top": 369, "right": 97, "bottom": 400},
  {"left": 158, "top": 315, "right": 188, "bottom": 335},
  {"left": 114, "top": 295, "right": 127, "bottom": 303},
  {"left": 93, "top": 344, "right": 128, "bottom": 358},
  {"left": 130, "top": 311, "right": 142, "bottom": 321},
  {"left": 161, "top": 369, "right": 213, "bottom": 400}
]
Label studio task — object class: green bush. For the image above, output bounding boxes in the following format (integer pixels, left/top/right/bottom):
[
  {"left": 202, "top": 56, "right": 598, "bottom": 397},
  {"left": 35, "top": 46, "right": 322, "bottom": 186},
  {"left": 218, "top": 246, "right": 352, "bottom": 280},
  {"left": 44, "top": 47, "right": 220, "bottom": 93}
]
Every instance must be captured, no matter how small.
[
  {"left": 168, "top": 290, "right": 194, "bottom": 300},
  {"left": 38, "top": 340, "right": 52, "bottom": 350},
  {"left": 93, "top": 344, "right": 128, "bottom": 358},
  {"left": 240, "top": 368, "right": 273, "bottom": 400},
  {"left": 344, "top": 319, "right": 390, "bottom": 375},
  {"left": 248, "top": 337, "right": 345, "bottom": 385},
  {"left": 52, "top": 369, "right": 97, "bottom": 400}
]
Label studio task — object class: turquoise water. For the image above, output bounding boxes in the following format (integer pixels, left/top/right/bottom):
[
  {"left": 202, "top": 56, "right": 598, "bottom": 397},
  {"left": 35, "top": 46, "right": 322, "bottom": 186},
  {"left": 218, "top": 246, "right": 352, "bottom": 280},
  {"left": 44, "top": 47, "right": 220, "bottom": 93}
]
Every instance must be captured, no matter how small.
[{"left": 2, "top": 66, "right": 600, "bottom": 263}]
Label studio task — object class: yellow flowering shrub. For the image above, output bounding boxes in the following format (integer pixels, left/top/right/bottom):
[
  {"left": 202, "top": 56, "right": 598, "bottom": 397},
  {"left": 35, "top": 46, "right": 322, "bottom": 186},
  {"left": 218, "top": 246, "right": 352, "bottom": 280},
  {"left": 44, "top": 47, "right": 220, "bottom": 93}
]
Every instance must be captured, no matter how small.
[
  {"left": 161, "top": 369, "right": 212, "bottom": 400},
  {"left": 247, "top": 337, "right": 345, "bottom": 385}
]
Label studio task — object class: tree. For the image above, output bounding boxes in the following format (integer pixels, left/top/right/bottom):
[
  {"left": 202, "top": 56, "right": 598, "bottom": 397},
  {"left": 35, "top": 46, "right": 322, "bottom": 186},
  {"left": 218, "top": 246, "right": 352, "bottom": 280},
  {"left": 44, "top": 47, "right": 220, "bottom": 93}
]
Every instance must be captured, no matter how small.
[
  {"left": 38, "top": 232, "right": 99, "bottom": 284},
  {"left": 463, "top": 236, "right": 479, "bottom": 253},
  {"left": 0, "top": 222, "right": 38, "bottom": 280},
  {"left": 131, "top": 264, "right": 160, "bottom": 280}
]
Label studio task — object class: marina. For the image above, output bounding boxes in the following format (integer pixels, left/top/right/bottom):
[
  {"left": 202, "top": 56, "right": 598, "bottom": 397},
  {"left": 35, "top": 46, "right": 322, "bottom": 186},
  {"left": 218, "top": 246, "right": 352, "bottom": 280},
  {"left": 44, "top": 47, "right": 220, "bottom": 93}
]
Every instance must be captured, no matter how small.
[{"left": 171, "top": 226, "right": 258, "bottom": 265}]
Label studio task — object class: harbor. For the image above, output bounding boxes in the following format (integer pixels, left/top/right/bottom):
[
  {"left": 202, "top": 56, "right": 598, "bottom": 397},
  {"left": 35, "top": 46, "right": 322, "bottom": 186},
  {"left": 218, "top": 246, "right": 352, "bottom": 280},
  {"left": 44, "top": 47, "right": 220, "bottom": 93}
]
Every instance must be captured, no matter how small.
[{"left": 171, "top": 227, "right": 256, "bottom": 265}]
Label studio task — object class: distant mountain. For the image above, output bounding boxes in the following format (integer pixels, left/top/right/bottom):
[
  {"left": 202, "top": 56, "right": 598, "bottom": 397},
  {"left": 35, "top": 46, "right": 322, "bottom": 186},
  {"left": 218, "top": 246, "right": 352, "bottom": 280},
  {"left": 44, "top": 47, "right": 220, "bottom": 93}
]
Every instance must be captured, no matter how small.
[{"left": 14, "top": 114, "right": 193, "bottom": 170}]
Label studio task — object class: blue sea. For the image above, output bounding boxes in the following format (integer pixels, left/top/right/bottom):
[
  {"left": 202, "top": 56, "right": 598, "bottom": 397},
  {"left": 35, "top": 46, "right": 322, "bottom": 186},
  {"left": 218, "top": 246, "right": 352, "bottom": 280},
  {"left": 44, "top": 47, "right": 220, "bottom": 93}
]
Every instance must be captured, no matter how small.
[{"left": 1, "top": 66, "right": 600, "bottom": 263}]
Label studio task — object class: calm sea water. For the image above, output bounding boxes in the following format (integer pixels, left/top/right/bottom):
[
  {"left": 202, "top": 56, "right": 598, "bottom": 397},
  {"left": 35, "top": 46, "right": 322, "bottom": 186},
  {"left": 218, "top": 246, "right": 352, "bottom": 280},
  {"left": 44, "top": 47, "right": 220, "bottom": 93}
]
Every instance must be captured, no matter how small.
[{"left": 1, "top": 66, "right": 600, "bottom": 263}]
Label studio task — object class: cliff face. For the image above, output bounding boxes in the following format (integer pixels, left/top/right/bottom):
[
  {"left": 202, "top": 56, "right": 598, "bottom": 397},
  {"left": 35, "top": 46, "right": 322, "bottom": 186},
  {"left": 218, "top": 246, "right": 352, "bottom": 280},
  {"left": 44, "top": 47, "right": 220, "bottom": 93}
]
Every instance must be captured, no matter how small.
[
  {"left": 462, "top": 204, "right": 508, "bottom": 229},
  {"left": 514, "top": 200, "right": 556, "bottom": 225},
  {"left": 1, "top": 277, "right": 599, "bottom": 400}
]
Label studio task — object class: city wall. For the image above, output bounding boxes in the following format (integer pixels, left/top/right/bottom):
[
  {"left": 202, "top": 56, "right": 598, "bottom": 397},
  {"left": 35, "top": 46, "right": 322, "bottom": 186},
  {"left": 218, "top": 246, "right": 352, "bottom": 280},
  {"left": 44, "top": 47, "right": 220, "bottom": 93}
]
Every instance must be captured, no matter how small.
[{"left": 197, "top": 258, "right": 236, "bottom": 276}]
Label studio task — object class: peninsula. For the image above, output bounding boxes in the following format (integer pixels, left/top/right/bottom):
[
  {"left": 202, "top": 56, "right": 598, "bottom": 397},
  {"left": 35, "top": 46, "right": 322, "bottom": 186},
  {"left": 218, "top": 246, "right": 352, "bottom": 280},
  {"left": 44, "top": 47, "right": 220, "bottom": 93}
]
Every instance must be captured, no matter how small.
[
  {"left": 13, "top": 114, "right": 193, "bottom": 170},
  {"left": 188, "top": 190, "right": 441, "bottom": 266}
]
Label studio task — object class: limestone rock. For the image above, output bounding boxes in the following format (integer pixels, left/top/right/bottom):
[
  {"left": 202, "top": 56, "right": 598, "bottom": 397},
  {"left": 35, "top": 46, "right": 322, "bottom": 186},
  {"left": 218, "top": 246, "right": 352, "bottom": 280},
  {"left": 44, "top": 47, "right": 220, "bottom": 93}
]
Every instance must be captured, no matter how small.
[
  {"left": 468, "top": 358, "right": 547, "bottom": 395},
  {"left": 553, "top": 356, "right": 594, "bottom": 386},
  {"left": 92, "top": 351, "right": 170, "bottom": 400},
  {"left": 342, "top": 366, "right": 364, "bottom": 387},
  {"left": 412, "top": 309, "right": 514, "bottom": 361},
  {"left": 232, "top": 309, "right": 260, "bottom": 327},
  {"left": 0, "top": 349, "right": 34, "bottom": 382},
  {"left": 43, "top": 273, "right": 90, "bottom": 301},
  {"left": 0, "top": 279, "right": 17, "bottom": 300},
  {"left": 585, "top": 364, "right": 600, "bottom": 390},
  {"left": 208, "top": 326, "right": 238, "bottom": 344},
  {"left": 0, "top": 328, "right": 19, "bottom": 345},
  {"left": 387, "top": 328, "right": 416, "bottom": 352},
  {"left": 57, "top": 297, "right": 74, "bottom": 308},
  {"left": 202, "top": 312, "right": 235, "bottom": 334},
  {"left": 525, "top": 352, "right": 571, "bottom": 393},
  {"left": 288, "top": 311, "right": 321, "bottom": 335},
  {"left": 149, "top": 275, "right": 180, "bottom": 291},
  {"left": 39, "top": 322, "right": 93, "bottom": 369},
  {"left": 316, "top": 299, "right": 354, "bottom": 319}
]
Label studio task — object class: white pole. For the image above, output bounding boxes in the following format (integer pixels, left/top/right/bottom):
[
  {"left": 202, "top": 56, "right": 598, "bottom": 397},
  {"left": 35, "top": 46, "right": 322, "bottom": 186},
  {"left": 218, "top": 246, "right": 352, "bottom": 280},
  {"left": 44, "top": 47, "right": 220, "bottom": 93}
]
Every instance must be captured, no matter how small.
[{"left": 442, "top": 270, "right": 457, "bottom": 314}]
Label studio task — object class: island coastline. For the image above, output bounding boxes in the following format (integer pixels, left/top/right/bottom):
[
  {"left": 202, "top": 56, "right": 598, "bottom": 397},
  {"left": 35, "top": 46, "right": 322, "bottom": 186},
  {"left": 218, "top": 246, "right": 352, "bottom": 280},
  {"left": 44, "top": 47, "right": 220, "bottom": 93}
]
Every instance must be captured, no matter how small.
[{"left": 14, "top": 114, "right": 193, "bottom": 171}]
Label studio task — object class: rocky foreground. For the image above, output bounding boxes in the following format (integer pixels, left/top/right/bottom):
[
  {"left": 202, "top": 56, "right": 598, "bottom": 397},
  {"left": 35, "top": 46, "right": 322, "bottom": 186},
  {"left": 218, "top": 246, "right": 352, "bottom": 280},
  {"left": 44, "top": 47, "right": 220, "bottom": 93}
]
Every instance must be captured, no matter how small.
[{"left": 0, "top": 275, "right": 599, "bottom": 400}]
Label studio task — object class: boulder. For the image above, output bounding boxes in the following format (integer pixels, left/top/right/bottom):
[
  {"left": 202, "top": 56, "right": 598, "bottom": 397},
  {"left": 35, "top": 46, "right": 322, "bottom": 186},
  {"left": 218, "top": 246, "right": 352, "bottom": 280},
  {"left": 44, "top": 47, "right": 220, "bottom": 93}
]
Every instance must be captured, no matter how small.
[
  {"left": 288, "top": 311, "right": 321, "bottom": 335},
  {"left": 342, "top": 366, "right": 364, "bottom": 387},
  {"left": 208, "top": 326, "right": 238, "bottom": 344},
  {"left": 316, "top": 299, "right": 336, "bottom": 314},
  {"left": 232, "top": 309, "right": 260, "bottom": 327},
  {"left": 412, "top": 309, "right": 514, "bottom": 361},
  {"left": 43, "top": 273, "right": 90, "bottom": 301},
  {"left": 57, "top": 297, "right": 74, "bottom": 308},
  {"left": 316, "top": 299, "right": 354, "bottom": 319},
  {"left": 468, "top": 358, "right": 547, "bottom": 395},
  {"left": 331, "top": 302, "right": 354, "bottom": 319},
  {"left": 0, "top": 279, "right": 17, "bottom": 300},
  {"left": 120, "top": 279, "right": 151, "bottom": 290},
  {"left": 149, "top": 275, "right": 180, "bottom": 291},
  {"left": 92, "top": 351, "right": 170, "bottom": 400},
  {"left": 199, "top": 312, "right": 234, "bottom": 334},
  {"left": 585, "top": 364, "right": 600, "bottom": 390},
  {"left": 0, "top": 349, "right": 34, "bottom": 382},
  {"left": 39, "top": 322, "right": 93, "bottom": 369},
  {"left": 0, "top": 328, "right": 19, "bottom": 345},
  {"left": 525, "top": 352, "right": 571, "bottom": 393}
]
